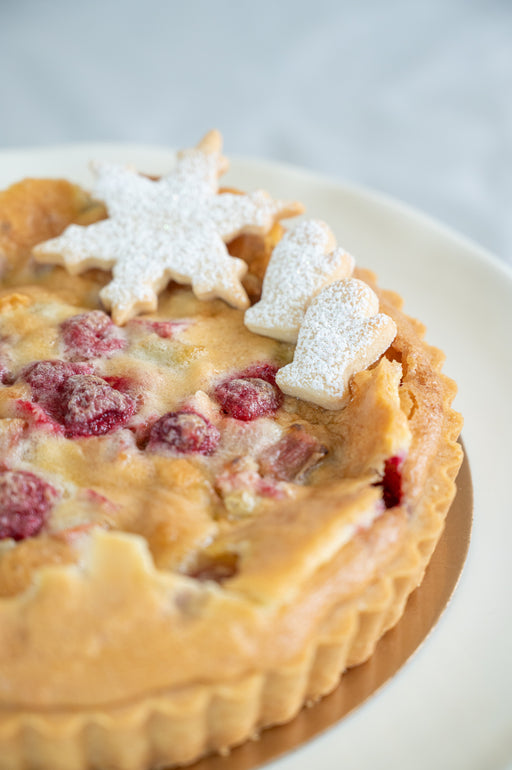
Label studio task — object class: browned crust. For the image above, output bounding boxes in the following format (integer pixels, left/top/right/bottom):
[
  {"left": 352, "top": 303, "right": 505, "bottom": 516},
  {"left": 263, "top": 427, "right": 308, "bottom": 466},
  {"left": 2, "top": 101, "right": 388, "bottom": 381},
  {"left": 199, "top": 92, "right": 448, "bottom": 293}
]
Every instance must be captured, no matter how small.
[{"left": 0, "top": 179, "right": 105, "bottom": 271}]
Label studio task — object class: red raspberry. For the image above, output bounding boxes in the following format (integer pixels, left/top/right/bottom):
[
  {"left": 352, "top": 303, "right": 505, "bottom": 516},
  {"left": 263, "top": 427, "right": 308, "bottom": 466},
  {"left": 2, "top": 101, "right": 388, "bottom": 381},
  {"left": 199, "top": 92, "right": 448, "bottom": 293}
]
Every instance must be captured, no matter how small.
[
  {"left": 380, "top": 455, "right": 404, "bottom": 508},
  {"left": 60, "top": 375, "right": 136, "bottom": 438},
  {"left": 23, "top": 360, "right": 93, "bottom": 403},
  {"left": 239, "top": 362, "right": 279, "bottom": 385},
  {"left": 15, "top": 399, "right": 64, "bottom": 433},
  {"left": 22, "top": 360, "right": 93, "bottom": 421},
  {"left": 21, "top": 361, "right": 136, "bottom": 438},
  {"left": 148, "top": 410, "right": 220, "bottom": 455},
  {"left": 214, "top": 376, "right": 282, "bottom": 421},
  {"left": 61, "top": 311, "right": 126, "bottom": 361},
  {"left": 0, "top": 470, "right": 57, "bottom": 541}
]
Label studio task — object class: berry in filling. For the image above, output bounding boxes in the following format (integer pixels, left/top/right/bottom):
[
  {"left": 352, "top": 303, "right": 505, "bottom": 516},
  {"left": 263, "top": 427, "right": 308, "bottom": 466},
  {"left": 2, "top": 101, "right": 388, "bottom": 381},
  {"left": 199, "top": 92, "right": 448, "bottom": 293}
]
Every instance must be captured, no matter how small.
[
  {"left": 60, "top": 310, "right": 126, "bottom": 361},
  {"left": 380, "top": 455, "right": 404, "bottom": 508},
  {"left": 214, "top": 368, "right": 283, "bottom": 422},
  {"left": 0, "top": 470, "right": 57, "bottom": 541},
  {"left": 239, "top": 362, "right": 279, "bottom": 385},
  {"left": 59, "top": 375, "right": 136, "bottom": 438},
  {"left": 147, "top": 410, "right": 220, "bottom": 455},
  {"left": 21, "top": 361, "right": 136, "bottom": 438},
  {"left": 23, "top": 360, "right": 94, "bottom": 404}
]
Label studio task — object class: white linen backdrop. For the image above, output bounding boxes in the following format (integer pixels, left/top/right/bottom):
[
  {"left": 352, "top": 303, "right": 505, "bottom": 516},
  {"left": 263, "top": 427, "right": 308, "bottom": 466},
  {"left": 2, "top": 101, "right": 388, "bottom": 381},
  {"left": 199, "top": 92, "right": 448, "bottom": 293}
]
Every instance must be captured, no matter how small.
[{"left": 0, "top": 0, "right": 510, "bottom": 264}]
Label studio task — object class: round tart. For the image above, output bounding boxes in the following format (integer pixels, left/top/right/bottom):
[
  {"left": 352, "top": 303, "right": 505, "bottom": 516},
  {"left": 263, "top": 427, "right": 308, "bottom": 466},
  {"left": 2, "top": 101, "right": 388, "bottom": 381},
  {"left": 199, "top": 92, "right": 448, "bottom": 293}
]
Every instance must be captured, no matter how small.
[{"left": 0, "top": 135, "right": 463, "bottom": 770}]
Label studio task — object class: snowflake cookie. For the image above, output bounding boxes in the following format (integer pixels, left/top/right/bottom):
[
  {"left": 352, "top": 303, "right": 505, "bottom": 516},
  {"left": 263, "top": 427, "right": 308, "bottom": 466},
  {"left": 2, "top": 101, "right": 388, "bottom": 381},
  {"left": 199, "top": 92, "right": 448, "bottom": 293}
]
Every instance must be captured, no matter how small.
[
  {"left": 244, "top": 219, "right": 354, "bottom": 342},
  {"left": 276, "top": 278, "right": 397, "bottom": 409},
  {"left": 33, "top": 131, "right": 303, "bottom": 324}
]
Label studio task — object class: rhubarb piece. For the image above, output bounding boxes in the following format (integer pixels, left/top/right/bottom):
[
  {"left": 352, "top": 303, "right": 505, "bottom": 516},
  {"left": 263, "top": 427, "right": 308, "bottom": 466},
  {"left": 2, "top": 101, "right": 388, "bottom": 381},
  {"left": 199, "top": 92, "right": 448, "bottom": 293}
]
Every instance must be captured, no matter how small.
[
  {"left": 259, "top": 424, "right": 327, "bottom": 481},
  {"left": 216, "top": 456, "right": 287, "bottom": 517},
  {"left": 129, "top": 318, "right": 190, "bottom": 339},
  {"left": 187, "top": 552, "right": 239, "bottom": 584}
]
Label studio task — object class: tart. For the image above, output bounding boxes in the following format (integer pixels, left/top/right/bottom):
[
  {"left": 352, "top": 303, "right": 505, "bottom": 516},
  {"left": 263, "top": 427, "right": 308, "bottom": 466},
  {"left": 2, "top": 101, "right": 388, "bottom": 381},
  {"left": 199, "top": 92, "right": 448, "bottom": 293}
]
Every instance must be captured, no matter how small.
[{"left": 0, "top": 134, "right": 463, "bottom": 770}]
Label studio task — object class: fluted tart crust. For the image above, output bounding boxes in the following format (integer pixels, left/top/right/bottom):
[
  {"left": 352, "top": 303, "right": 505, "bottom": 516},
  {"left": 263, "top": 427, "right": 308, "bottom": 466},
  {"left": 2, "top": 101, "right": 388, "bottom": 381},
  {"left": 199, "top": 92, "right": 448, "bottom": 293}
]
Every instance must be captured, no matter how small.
[{"left": 0, "top": 172, "right": 462, "bottom": 770}]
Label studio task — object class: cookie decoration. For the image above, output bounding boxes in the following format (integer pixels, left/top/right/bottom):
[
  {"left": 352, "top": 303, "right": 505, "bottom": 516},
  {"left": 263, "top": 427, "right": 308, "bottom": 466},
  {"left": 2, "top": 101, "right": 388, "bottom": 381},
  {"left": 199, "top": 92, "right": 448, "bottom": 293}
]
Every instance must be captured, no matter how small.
[
  {"left": 276, "top": 278, "right": 397, "bottom": 408},
  {"left": 33, "top": 131, "right": 303, "bottom": 324},
  {"left": 244, "top": 219, "right": 354, "bottom": 342}
]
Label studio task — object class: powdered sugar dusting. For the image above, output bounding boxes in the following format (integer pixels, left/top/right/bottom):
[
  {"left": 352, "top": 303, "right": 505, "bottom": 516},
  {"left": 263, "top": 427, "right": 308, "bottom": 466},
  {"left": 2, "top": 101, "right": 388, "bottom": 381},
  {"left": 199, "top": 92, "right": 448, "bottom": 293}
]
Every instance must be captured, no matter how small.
[
  {"left": 276, "top": 279, "right": 397, "bottom": 409},
  {"left": 244, "top": 220, "right": 354, "bottom": 343},
  {"left": 33, "top": 131, "right": 303, "bottom": 325}
]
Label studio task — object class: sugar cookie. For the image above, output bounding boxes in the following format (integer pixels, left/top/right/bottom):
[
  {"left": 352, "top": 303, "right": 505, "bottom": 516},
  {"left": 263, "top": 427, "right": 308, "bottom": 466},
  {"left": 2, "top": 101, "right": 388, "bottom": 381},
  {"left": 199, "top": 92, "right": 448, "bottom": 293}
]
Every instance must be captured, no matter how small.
[
  {"left": 244, "top": 219, "right": 354, "bottom": 342},
  {"left": 276, "top": 278, "right": 397, "bottom": 408},
  {"left": 33, "top": 131, "right": 303, "bottom": 324}
]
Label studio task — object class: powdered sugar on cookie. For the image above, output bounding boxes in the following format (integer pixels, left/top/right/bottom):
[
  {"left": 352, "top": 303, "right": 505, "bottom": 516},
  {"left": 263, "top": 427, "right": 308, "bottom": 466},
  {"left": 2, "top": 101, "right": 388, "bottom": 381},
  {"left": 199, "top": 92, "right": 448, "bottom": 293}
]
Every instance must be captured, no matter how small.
[
  {"left": 276, "top": 279, "right": 397, "bottom": 409},
  {"left": 33, "top": 131, "right": 303, "bottom": 324},
  {"left": 244, "top": 220, "right": 354, "bottom": 343}
]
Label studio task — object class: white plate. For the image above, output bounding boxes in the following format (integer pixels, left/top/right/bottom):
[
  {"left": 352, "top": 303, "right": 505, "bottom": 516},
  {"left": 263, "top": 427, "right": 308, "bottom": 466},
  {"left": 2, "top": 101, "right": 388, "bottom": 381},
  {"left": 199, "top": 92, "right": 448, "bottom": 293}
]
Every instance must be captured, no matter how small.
[{"left": 1, "top": 145, "right": 511, "bottom": 770}]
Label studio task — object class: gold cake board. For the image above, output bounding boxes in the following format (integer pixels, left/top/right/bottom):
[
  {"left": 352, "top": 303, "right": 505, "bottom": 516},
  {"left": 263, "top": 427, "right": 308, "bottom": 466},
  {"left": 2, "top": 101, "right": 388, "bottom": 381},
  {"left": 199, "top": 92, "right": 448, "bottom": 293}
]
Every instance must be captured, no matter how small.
[{"left": 191, "top": 442, "right": 473, "bottom": 770}]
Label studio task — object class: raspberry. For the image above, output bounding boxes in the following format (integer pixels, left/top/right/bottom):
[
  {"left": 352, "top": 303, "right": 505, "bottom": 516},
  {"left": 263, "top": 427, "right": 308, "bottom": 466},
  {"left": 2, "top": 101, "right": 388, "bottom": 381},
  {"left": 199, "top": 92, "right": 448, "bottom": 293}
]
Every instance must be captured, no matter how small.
[
  {"left": 21, "top": 361, "right": 135, "bottom": 438},
  {"left": 148, "top": 410, "right": 220, "bottom": 455},
  {"left": 15, "top": 399, "right": 64, "bottom": 433},
  {"left": 60, "top": 375, "right": 136, "bottom": 438},
  {"left": 0, "top": 470, "right": 57, "bottom": 541},
  {"left": 239, "top": 362, "right": 279, "bottom": 385},
  {"left": 60, "top": 310, "right": 126, "bottom": 361},
  {"left": 23, "top": 360, "right": 93, "bottom": 404},
  {"left": 380, "top": 455, "right": 403, "bottom": 508},
  {"left": 22, "top": 360, "right": 93, "bottom": 423},
  {"left": 214, "top": 376, "right": 282, "bottom": 421}
]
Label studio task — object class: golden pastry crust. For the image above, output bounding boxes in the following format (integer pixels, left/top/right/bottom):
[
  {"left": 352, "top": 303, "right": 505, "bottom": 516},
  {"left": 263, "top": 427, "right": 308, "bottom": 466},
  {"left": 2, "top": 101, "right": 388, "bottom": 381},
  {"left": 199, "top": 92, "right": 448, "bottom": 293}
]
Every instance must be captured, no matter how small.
[
  {"left": 0, "top": 178, "right": 105, "bottom": 270},
  {"left": 0, "top": 171, "right": 462, "bottom": 770}
]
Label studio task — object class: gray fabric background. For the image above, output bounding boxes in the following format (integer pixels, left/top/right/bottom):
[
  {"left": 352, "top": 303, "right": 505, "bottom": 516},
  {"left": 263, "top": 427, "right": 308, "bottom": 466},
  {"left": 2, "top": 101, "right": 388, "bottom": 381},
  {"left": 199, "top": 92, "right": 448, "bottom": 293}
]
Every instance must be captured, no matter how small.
[{"left": 1, "top": 0, "right": 510, "bottom": 265}]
